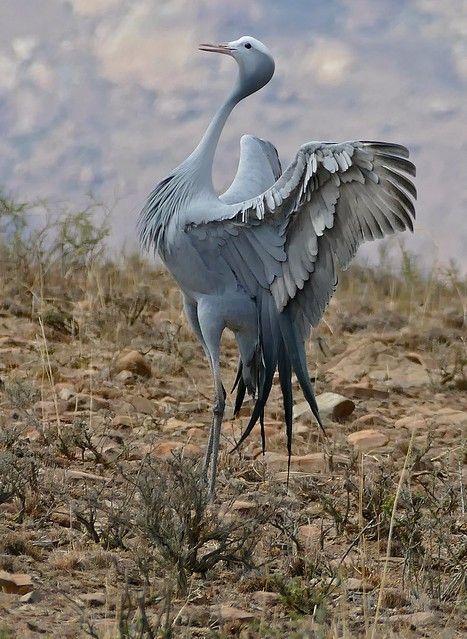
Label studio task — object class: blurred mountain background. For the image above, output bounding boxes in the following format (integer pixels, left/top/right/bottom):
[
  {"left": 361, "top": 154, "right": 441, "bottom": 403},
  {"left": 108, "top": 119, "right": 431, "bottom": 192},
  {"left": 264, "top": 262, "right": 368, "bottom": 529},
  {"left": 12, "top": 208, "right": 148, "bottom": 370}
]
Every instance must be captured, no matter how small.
[{"left": 0, "top": 0, "right": 466, "bottom": 268}]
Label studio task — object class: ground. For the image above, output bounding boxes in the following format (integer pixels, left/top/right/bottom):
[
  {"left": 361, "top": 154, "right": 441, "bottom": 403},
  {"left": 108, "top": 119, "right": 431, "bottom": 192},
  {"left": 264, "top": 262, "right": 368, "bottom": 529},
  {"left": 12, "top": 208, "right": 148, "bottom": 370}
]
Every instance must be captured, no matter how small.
[{"left": 0, "top": 249, "right": 465, "bottom": 638}]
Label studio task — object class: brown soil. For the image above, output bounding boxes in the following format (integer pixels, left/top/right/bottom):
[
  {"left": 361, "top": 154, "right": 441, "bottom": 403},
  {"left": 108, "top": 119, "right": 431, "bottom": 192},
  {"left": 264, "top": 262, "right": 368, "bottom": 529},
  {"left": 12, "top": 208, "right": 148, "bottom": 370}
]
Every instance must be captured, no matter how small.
[{"left": 0, "top": 265, "right": 465, "bottom": 639}]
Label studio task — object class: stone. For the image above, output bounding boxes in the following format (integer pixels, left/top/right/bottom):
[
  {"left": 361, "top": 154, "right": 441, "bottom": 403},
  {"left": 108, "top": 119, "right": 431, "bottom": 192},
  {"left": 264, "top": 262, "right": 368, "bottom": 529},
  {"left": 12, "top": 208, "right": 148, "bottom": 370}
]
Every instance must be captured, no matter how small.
[
  {"left": 146, "top": 441, "right": 202, "bottom": 460},
  {"left": 294, "top": 393, "right": 355, "bottom": 422},
  {"left": 20, "top": 590, "right": 42, "bottom": 604},
  {"left": 56, "top": 385, "right": 75, "bottom": 401},
  {"left": 216, "top": 605, "right": 256, "bottom": 623},
  {"left": 394, "top": 415, "right": 429, "bottom": 431},
  {"left": 79, "top": 592, "right": 106, "bottom": 607},
  {"left": 64, "top": 469, "right": 109, "bottom": 482},
  {"left": 230, "top": 500, "right": 257, "bottom": 514},
  {"left": 34, "top": 399, "right": 67, "bottom": 416},
  {"left": 66, "top": 394, "right": 109, "bottom": 411},
  {"left": 297, "top": 524, "right": 321, "bottom": 550},
  {"left": 179, "top": 401, "right": 204, "bottom": 412},
  {"left": 353, "top": 413, "right": 387, "bottom": 427},
  {"left": 162, "top": 417, "right": 192, "bottom": 432},
  {"left": 251, "top": 591, "right": 281, "bottom": 606},
  {"left": 0, "top": 571, "right": 33, "bottom": 595},
  {"left": 264, "top": 452, "right": 327, "bottom": 473},
  {"left": 344, "top": 578, "right": 374, "bottom": 592},
  {"left": 347, "top": 429, "right": 389, "bottom": 452},
  {"left": 129, "top": 396, "right": 155, "bottom": 415},
  {"left": 343, "top": 384, "right": 389, "bottom": 400},
  {"left": 112, "top": 415, "right": 133, "bottom": 428},
  {"left": 387, "top": 611, "right": 439, "bottom": 627},
  {"left": 115, "top": 370, "right": 134, "bottom": 383},
  {"left": 380, "top": 588, "right": 410, "bottom": 608},
  {"left": 115, "top": 351, "right": 151, "bottom": 378},
  {"left": 433, "top": 408, "right": 467, "bottom": 427}
]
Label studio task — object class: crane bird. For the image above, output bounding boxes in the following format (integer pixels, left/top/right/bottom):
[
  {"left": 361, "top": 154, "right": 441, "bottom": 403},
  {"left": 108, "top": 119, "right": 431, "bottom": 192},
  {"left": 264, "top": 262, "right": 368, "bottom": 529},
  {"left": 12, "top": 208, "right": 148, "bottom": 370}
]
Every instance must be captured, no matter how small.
[{"left": 139, "top": 36, "right": 416, "bottom": 493}]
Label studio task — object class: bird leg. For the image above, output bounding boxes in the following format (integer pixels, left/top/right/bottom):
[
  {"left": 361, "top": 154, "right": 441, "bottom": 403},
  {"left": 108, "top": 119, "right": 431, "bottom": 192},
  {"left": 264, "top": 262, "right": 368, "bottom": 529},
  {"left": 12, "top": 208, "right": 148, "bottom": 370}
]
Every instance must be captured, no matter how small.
[{"left": 202, "top": 368, "right": 225, "bottom": 496}]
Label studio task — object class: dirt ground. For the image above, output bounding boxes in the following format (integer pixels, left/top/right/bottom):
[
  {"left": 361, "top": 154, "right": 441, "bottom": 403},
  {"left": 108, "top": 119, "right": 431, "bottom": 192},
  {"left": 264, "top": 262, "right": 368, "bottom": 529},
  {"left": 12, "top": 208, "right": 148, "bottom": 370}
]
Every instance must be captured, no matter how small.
[{"left": 0, "top": 260, "right": 465, "bottom": 639}]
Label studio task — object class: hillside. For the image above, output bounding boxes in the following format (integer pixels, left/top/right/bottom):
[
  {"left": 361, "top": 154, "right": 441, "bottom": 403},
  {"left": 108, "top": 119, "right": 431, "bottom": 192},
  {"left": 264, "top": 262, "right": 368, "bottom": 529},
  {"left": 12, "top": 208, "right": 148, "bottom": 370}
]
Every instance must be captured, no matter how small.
[{"left": 0, "top": 0, "right": 466, "bottom": 267}]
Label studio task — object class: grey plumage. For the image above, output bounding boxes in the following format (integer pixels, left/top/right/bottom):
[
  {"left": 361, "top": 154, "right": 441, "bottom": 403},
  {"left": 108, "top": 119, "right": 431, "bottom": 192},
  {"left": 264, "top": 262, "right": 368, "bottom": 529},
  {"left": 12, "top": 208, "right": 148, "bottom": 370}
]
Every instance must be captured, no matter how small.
[{"left": 138, "top": 36, "right": 417, "bottom": 494}]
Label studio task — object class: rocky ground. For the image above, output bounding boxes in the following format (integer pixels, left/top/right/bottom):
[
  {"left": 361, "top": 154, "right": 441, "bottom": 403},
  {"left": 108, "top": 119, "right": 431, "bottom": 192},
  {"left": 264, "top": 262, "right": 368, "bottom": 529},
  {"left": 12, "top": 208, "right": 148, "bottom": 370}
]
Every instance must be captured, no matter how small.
[{"left": 0, "top": 260, "right": 465, "bottom": 638}]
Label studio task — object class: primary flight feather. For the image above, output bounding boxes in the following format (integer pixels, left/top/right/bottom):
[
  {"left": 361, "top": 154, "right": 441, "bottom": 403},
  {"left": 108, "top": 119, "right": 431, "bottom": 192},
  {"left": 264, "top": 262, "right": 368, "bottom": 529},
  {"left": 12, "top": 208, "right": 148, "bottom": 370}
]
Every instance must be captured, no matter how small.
[{"left": 139, "top": 36, "right": 416, "bottom": 493}]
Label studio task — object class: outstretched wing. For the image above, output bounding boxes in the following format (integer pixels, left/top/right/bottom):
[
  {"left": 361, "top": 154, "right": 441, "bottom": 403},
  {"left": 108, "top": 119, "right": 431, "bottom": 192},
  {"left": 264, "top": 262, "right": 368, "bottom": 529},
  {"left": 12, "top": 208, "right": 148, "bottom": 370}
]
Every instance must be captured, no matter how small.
[
  {"left": 220, "top": 134, "right": 282, "bottom": 204},
  {"left": 188, "top": 140, "right": 416, "bottom": 332}
]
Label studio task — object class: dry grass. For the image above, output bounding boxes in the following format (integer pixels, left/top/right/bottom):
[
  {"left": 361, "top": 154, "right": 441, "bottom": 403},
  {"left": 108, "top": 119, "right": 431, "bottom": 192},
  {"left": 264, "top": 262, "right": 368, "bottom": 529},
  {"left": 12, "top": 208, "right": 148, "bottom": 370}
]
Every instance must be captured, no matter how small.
[{"left": 0, "top": 195, "right": 466, "bottom": 638}]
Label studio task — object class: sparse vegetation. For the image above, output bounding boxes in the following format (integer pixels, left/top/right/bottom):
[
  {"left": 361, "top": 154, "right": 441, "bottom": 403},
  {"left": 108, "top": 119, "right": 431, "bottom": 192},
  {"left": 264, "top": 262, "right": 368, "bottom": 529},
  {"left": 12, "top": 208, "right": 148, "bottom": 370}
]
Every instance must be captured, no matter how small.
[{"left": 0, "top": 195, "right": 465, "bottom": 637}]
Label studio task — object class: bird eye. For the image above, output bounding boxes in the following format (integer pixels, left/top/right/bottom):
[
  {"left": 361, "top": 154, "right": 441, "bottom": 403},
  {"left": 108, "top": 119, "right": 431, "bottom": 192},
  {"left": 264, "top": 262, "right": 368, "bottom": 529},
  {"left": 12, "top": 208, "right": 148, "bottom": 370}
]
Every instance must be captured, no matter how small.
[{"left": 244, "top": 43, "right": 252, "bottom": 49}]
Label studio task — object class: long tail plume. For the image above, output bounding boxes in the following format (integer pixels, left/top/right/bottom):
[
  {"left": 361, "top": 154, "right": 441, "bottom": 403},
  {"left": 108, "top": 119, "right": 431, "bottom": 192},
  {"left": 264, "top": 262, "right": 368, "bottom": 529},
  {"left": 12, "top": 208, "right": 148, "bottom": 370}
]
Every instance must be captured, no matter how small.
[{"left": 232, "top": 292, "right": 324, "bottom": 458}]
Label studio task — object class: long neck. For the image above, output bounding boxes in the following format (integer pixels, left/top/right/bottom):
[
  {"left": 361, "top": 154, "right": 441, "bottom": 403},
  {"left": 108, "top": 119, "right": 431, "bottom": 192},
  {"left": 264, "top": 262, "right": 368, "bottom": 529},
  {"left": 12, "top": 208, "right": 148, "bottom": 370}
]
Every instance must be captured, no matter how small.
[{"left": 187, "top": 89, "right": 242, "bottom": 191}]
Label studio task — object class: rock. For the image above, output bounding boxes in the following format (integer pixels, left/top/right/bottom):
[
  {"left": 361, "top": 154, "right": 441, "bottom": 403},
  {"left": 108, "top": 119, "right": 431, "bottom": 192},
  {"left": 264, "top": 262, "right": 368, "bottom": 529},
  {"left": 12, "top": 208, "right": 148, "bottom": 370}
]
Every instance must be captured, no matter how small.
[
  {"left": 229, "top": 500, "right": 257, "bottom": 514},
  {"left": 251, "top": 591, "right": 281, "bottom": 606},
  {"left": 162, "top": 417, "right": 195, "bottom": 432},
  {"left": 179, "top": 401, "right": 205, "bottom": 413},
  {"left": 215, "top": 605, "right": 256, "bottom": 623},
  {"left": 115, "top": 351, "right": 151, "bottom": 378},
  {"left": 138, "top": 441, "right": 202, "bottom": 460},
  {"left": 380, "top": 588, "right": 410, "bottom": 608},
  {"left": 129, "top": 396, "right": 155, "bottom": 415},
  {"left": 294, "top": 393, "right": 355, "bottom": 422},
  {"left": 176, "top": 604, "right": 211, "bottom": 627},
  {"left": 34, "top": 399, "right": 67, "bottom": 415},
  {"left": 64, "top": 469, "right": 109, "bottom": 482},
  {"left": 0, "top": 571, "right": 33, "bottom": 595},
  {"left": 343, "top": 384, "right": 389, "bottom": 400},
  {"left": 51, "top": 511, "right": 73, "bottom": 528},
  {"left": 20, "top": 590, "right": 42, "bottom": 604},
  {"left": 55, "top": 384, "right": 75, "bottom": 401},
  {"left": 297, "top": 524, "right": 321, "bottom": 550},
  {"left": 79, "top": 592, "right": 106, "bottom": 607},
  {"left": 344, "top": 578, "right": 374, "bottom": 592},
  {"left": 66, "top": 394, "right": 109, "bottom": 411},
  {"left": 433, "top": 408, "right": 467, "bottom": 427},
  {"left": 353, "top": 413, "right": 387, "bottom": 427},
  {"left": 347, "top": 429, "right": 389, "bottom": 452},
  {"left": 112, "top": 415, "right": 133, "bottom": 428},
  {"left": 387, "top": 611, "right": 439, "bottom": 627},
  {"left": 264, "top": 452, "right": 327, "bottom": 473},
  {"left": 115, "top": 370, "right": 135, "bottom": 383},
  {"left": 394, "top": 415, "right": 429, "bottom": 431}
]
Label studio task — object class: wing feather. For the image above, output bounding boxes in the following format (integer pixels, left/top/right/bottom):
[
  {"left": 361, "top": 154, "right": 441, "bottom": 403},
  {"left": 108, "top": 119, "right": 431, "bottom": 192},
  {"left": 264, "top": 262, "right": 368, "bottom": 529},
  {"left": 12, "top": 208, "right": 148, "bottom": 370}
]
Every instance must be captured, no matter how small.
[{"left": 185, "top": 140, "right": 416, "bottom": 331}]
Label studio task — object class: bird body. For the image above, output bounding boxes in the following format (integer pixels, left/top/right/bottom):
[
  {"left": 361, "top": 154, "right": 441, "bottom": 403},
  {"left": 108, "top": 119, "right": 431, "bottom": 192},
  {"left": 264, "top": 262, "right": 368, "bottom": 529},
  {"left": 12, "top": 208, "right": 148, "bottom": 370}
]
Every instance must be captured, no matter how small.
[{"left": 139, "top": 36, "right": 416, "bottom": 493}]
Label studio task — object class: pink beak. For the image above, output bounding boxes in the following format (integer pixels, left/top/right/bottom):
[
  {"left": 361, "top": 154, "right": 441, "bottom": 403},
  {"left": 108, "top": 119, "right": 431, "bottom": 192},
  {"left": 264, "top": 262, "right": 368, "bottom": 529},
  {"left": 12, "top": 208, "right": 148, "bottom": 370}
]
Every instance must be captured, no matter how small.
[{"left": 198, "top": 43, "right": 234, "bottom": 55}]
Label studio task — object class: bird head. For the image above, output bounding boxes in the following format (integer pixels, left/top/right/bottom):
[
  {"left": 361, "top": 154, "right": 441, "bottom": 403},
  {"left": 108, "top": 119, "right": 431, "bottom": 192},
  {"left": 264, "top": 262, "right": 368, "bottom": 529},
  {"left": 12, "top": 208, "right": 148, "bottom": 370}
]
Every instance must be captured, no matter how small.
[{"left": 199, "top": 36, "right": 275, "bottom": 99}]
